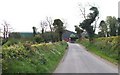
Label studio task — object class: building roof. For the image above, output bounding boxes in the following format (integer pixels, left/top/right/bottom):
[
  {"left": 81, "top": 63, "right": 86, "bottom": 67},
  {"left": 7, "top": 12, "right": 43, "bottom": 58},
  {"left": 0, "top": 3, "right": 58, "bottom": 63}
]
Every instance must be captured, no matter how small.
[
  {"left": 62, "top": 30, "right": 77, "bottom": 39},
  {"left": 19, "top": 32, "right": 33, "bottom": 38}
]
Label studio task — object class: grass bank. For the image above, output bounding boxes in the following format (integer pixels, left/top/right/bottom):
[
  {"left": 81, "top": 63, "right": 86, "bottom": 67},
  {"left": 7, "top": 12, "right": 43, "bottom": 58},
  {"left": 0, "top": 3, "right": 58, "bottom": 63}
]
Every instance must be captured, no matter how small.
[
  {"left": 77, "top": 36, "right": 120, "bottom": 65},
  {"left": 2, "top": 41, "right": 68, "bottom": 74}
]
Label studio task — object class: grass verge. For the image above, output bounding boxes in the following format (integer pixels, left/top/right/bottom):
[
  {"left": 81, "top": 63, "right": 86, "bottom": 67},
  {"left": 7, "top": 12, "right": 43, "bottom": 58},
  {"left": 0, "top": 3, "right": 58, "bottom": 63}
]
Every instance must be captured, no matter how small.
[{"left": 77, "top": 37, "right": 119, "bottom": 65}]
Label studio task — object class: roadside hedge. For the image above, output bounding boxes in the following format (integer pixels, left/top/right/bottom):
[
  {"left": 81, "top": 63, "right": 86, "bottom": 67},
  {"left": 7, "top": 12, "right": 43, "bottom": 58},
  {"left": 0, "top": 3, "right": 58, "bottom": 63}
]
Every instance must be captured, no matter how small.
[
  {"left": 2, "top": 41, "right": 68, "bottom": 73},
  {"left": 77, "top": 36, "right": 120, "bottom": 64}
]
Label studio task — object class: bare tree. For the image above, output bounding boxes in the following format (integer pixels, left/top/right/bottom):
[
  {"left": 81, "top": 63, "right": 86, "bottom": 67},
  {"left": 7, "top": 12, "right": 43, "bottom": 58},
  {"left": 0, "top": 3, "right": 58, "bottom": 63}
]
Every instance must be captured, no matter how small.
[
  {"left": 46, "top": 17, "right": 53, "bottom": 42},
  {"left": 93, "top": 16, "right": 99, "bottom": 33},
  {"left": 78, "top": 3, "right": 99, "bottom": 33},
  {"left": 78, "top": 3, "right": 87, "bottom": 19},
  {"left": 40, "top": 20, "right": 48, "bottom": 42},
  {"left": 1, "top": 21, "right": 13, "bottom": 39},
  {"left": 40, "top": 20, "right": 48, "bottom": 33},
  {"left": 46, "top": 17, "right": 53, "bottom": 32}
]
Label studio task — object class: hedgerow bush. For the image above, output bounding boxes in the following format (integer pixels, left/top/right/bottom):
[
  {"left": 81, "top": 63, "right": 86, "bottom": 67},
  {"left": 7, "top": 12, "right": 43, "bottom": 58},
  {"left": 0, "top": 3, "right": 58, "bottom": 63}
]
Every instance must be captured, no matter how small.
[
  {"left": 95, "top": 36, "right": 120, "bottom": 59},
  {"left": 2, "top": 41, "right": 68, "bottom": 73},
  {"left": 3, "top": 38, "right": 19, "bottom": 46},
  {"left": 33, "top": 35, "right": 44, "bottom": 43},
  {"left": 77, "top": 36, "right": 120, "bottom": 64}
]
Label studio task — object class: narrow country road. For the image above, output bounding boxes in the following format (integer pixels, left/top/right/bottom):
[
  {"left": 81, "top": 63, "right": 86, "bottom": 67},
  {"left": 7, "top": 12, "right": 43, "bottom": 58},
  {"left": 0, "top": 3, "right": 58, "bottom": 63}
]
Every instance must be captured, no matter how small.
[{"left": 54, "top": 42, "right": 118, "bottom": 73}]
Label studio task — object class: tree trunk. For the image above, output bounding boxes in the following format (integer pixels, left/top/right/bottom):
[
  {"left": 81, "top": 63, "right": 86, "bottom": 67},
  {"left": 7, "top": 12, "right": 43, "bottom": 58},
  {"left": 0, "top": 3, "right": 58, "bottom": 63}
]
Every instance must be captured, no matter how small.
[{"left": 59, "top": 32, "right": 62, "bottom": 41}]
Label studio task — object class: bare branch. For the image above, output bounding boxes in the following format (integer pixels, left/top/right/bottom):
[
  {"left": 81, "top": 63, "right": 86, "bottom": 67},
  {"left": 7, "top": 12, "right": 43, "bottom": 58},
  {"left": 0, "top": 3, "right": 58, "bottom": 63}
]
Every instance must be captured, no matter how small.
[
  {"left": 46, "top": 17, "right": 53, "bottom": 32},
  {"left": 40, "top": 20, "right": 48, "bottom": 32},
  {"left": 93, "top": 16, "right": 99, "bottom": 32},
  {"left": 1, "top": 21, "right": 13, "bottom": 39},
  {"left": 78, "top": 4, "right": 87, "bottom": 19}
]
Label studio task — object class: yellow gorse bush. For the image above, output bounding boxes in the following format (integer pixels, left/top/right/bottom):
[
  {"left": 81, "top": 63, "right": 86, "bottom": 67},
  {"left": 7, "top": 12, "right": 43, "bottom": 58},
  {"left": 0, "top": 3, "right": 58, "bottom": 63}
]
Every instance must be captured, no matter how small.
[{"left": 2, "top": 41, "right": 68, "bottom": 73}]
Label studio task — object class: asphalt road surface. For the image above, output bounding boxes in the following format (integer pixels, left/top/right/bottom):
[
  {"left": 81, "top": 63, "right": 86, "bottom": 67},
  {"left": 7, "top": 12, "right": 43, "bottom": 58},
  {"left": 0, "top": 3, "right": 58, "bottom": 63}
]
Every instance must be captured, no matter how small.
[{"left": 54, "top": 42, "right": 118, "bottom": 73}]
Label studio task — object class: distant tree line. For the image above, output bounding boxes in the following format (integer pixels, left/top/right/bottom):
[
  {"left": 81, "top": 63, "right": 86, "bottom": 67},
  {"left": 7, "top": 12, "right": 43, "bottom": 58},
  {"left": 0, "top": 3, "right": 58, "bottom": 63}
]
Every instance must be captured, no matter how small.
[
  {"left": 98, "top": 16, "right": 120, "bottom": 37},
  {"left": 1, "top": 21, "right": 13, "bottom": 45},
  {"left": 0, "top": 18, "right": 65, "bottom": 44},
  {"left": 75, "top": 5, "right": 99, "bottom": 42},
  {"left": 32, "top": 18, "right": 65, "bottom": 43},
  {"left": 74, "top": 4, "right": 120, "bottom": 43}
]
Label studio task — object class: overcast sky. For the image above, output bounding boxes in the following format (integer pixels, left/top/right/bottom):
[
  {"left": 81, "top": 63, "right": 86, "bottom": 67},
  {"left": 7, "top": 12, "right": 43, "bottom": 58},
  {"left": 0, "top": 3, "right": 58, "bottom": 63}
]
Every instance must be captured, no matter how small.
[{"left": 0, "top": 0, "right": 119, "bottom": 33}]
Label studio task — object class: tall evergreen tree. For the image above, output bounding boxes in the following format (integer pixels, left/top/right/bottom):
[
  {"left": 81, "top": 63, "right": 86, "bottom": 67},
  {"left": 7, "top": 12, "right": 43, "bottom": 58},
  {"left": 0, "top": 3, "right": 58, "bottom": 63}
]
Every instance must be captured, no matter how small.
[
  {"left": 74, "top": 25, "right": 83, "bottom": 38},
  {"left": 106, "top": 16, "right": 117, "bottom": 36},
  {"left": 32, "top": 26, "right": 37, "bottom": 37},
  {"left": 117, "top": 18, "right": 120, "bottom": 36},
  {"left": 53, "top": 19, "right": 64, "bottom": 41},
  {"left": 79, "top": 6, "right": 99, "bottom": 42},
  {"left": 99, "top": 20, "right": 108, "bottom": 37}
]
